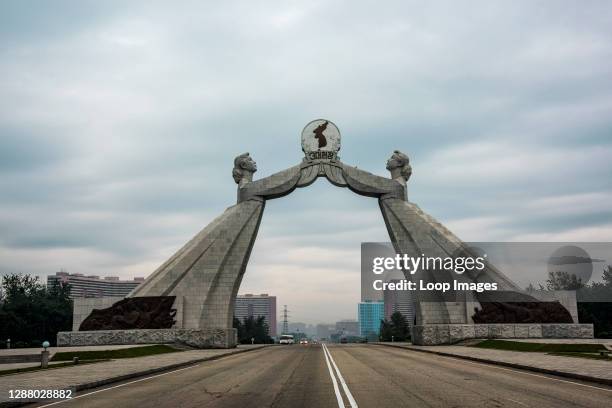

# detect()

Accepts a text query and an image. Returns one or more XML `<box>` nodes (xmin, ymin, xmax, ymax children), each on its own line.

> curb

<box><xmin>372</xmin><ymin>342</ymin><xmax>612</xmax><ymax>387</ymax></box>
<box><xmin>0</xmin><ymin>345</ymin><xmax>272</xmax><ymax>408</ymax></box>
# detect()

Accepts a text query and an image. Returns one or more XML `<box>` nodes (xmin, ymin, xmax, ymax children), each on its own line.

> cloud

<box><xmin>1</xmin><ymin>0</ymin><xmax>612</xmax><ymax>324</ymax></box>
<box><xmin>445</xmin><ymin>216</ymin><xmax>513</xmax><ymax>242</ymax></box>
<box><xmin>512</xmin><ymin>224</ymin><xmax>612</xmax><ymax>242</ymax></box>
<box><xmin>419</xmin><ymin>142</ymin><xmax>612</xmax><ymax>187</ymax></box>
<box><xmin>525</xmin><ymin>192</ymin><xmax>612</xmax><ymax>217</ymax></box>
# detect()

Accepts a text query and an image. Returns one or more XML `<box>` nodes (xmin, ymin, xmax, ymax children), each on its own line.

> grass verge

<box><xmin>471</xmin><ymin>340</ymin><xmax>606</xmax><ymax>353</ymax></box>
<box><xmin>51</xmin><ymin>345</ymin><xmax>182</xmax><ymax>362</ymax></box>
<box><xmin>548</xmin><ymin>352</ymin><xmax>612</xmax><ymax>361</ymax></box>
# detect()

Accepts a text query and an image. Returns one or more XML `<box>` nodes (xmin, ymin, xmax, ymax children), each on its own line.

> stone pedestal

<box><xmin>57</xmin><ymin>328</ymin><xmax>237</xmax><ymax>349</ymax></box>
<box><xmin>411</xmin><ymin>323</ymin><xmax>594</xmax><ymax>345</ymax></box>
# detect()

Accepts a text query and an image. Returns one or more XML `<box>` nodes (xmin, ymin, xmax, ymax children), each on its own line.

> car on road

<box><xmin>279</xmin><ymin>334</ymin><xmax>294</xmax><ymax>345</ymax></box>
<box><xmin>299</xmin><ymin>339</ymin><xmax>308</xmax><ymax>345</ymax></box>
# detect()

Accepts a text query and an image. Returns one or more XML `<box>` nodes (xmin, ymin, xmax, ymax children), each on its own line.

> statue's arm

<box><xmin>238</xmin><ymin>164</ymin><xmax>302</xmax><ymax>202</ymax></box>
<box><xmin>341</xmin><ymin>163</ymin><xmax>407</xmax><ymax>200</ymax></box>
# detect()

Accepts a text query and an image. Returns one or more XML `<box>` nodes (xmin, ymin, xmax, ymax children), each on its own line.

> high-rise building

<box><xmin>358</xmin><ymin>301</ymin><xmax>384</xmax><ymax>338</ymax></box>
<box><xmin>335</xmin><ymin>319</ymin><xmax>359</xmax><ymax>336</ymax></box>
<box><xmin>383</xmin><ymin>279</ymin><xmax>415</xmax><ymax>325</ymax></box>
<box><xmin>47</xmin><ymin>272</ymin><xmax>144</xmax><ymax>299</ymax></box>
<box><xmin>234</xmin><ymin>293</ymin><xmax>277</xmax><ymax>337</ymax></box>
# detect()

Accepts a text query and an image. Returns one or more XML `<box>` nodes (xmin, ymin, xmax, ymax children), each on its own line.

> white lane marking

<box><xmin>36</xmin><ymin>363</ymin><xmax>200</xmax><ymax>407</ymax></box>
<box><xmin>322</xmin><ymin>343</ymin><xmax>346</xmax><ymax>408</ymax></box>
<box><xmin>506</xmin><ymin>398</ymin><xmax>528</xmax><ymax>406</ymax></box>
<box><xmin>323</xmin><ymin>344</ymin><xmax>358</xmax><ymax>408</ymax></box>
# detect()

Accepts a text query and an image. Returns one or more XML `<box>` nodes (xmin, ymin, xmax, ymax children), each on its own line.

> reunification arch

<box><xmin>128</xmin><ymin>119</ymin><xmax>528</xmax><ymax>346</ymax></box>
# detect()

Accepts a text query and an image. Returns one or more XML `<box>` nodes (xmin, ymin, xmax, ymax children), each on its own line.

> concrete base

<box><xmin>57</xmin><ymin>328</ymin><xmax>237</xmax><ymax>349</ymax></box>
<box><xmin>411</xmin><ymin>323</ymin><xmax>594</xmax><ymax>345</ymax></box>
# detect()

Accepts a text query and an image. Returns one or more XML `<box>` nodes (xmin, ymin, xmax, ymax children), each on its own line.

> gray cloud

<box><xmin>1</xmin><ymin>0</ymin><xmax>612</xmax><ymax>323</ymax></box>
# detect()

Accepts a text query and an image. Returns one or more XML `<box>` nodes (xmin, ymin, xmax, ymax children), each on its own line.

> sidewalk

<box><xmin>0</xmin><ymin>344</ymin><xmax>271</xmax><ymax>406</ymax></box>
<box><xmin>0</xmin><ymin>344</ymin><xmax>149</xmax><ymax>357</ymax></box>
<box><xmin>375</xmin><ymin>342</ymin><xmax>612</xmax><ymax>386</ymax></box>
<box><xmin>0</xmin><ymin>345</ymin><xmax>159</xmax><ymax>371</ymax></box>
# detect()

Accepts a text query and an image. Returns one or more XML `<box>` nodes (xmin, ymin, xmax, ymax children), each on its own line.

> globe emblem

<box><xmin>301</xmin><ymin>119</ymin><xmax>341</xmax><ymax>161</ymax></box>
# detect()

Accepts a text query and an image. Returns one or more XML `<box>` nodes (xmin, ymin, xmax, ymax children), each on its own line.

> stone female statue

<box><xmin>232</xmin><ymin>152</ymin><xmax>257</xmax><ymax>186</ymax></box>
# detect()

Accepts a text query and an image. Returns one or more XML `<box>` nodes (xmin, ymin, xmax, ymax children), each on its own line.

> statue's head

<box><xmin>386</xmin><ymin>150</ymin><xmax>412</xmax><ymax>184</ymax></box>
<box><xmin>233</xmin><ymin>152</ymin><xmax>257</xmax><ymax>185</ymax></box>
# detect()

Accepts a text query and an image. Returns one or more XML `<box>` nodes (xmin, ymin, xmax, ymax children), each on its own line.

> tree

<box><xmin>379</xmin><ymin>319</ymin><xmax>393</xmax><ymax>341</ymax></box>
<box><xmin>389</xmin><ymin>311</ymin><xmax>410</xmax><ymax>341</ymax></box>
<box><xmin>576</xmin><ymin>264</ymin><xmax>612</xmax><ymax>338</ymax></box>
<box><xmin>602</xmin><ymin>265</ymin><xmax>612</xmax><ymax>288</ymax></box>
<box><xmin>233</xmin><ymin>315</ymin><xmax>273</xmax><ymax>344</ymax></box>
<box><xmin>546</xmin><ymin>271</ymin><xmax>584</xmax><ymax>291</ymax></box>
<box><xmin>379</xmin><ymin>311</ymin><xmax>410</xmax><ymax>342</ymax></box>
<box><xmin>0</xmin><ymin>273</ymin><xmax>73</xmax><ymax>348</ymax></box>
<box><xmin>233</xmin><ymin>317</ymin><xmax>244</xmax><ymax>341</ymax></box>
<box><xmin>578</xmin><ymin>302</ymin><xmax>612</xmax><ymax>339</ymax></box>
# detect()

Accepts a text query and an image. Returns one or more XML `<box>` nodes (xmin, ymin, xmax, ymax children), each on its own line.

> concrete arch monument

<box><xmin>61</xmin><ymin>119</ymin><xmax>593</xmax><ymax>348</ymax></box>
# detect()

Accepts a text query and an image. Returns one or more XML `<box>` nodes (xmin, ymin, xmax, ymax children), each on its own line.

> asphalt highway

<box><xmin>35</xmin><ymin>344</ymin><xmax>611</xmax><ymax>408</ymax></box>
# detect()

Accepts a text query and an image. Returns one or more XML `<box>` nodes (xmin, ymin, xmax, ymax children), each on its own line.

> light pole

<box><xmin>6</xmin><ymin>338</ymin><xmax>10</xmax><ymax>349</ymax></box>
<box><xmin>391</xmin><ymin>335</ymin><xmax>394</xmax><ymax>343</ymax></box>
<box><xmin>41</xmin><ymin>341</ymin><xmax>50</xmax><ymax>368</ymax></box>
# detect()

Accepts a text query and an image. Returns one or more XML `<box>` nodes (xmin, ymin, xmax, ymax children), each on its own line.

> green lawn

<box><xmin>51</xmin><ymin>345</ymin><xmax>182</xmax><ymax>362</ymax></box>
<box><xmin>470</xmin><ymin>340</ymin><xmax>612</xmax><ymax>361</ymax></box>
<box><xmin>471</xmin><ymin>340</ymin><xmax>606</xmax><ymax>353</ymax></box>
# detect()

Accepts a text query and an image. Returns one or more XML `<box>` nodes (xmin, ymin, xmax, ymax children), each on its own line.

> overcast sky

<box><xmin>1</xmin><ymin>1</ymin><xmax>611</xmax><ymax>324</ymax></box>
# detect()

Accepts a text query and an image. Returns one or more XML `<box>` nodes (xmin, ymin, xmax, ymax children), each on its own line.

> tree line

<box><xmin>527</xmin><ymin>266</ymin><xmax>612</xmax><ymax>338</ymax></box>
<box><xmin>0</xmin><ymin>273</ymin><xmax>73</xmax><ymax>348</ymax></box>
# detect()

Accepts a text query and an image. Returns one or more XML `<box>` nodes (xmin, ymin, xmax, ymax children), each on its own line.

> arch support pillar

<box><xmin>379</xmin><ymin>198</ymin><xmax>475</xmax><ymax>344</ymax></box>
<box><xmin>128</xmin><ymin>200</ymin><xmax>265</xmax><ymax>346</ymax></box>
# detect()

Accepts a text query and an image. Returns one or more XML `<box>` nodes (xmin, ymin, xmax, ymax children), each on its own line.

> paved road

<box><xmin>35</xmin><ymin>344</ymin><xmax>611</xmax><ymax>408</ymax></box>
